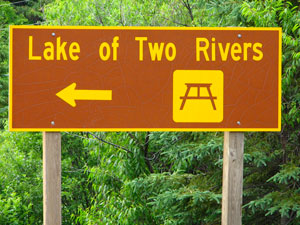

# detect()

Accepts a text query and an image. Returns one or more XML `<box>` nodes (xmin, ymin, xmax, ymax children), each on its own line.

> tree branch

<box><xmin>65</xmin><ymin>132</ymin><xmax>132</xmax><ymax>154</ymax></box>
<box><xmin>143</xmin><ymin>132</ymin><xmax>154</xmax><ymax>173</ymax></box>
<box><xmin>161</xmin><ymin>15</ymin><xmax>188</xmax><ymax>26</ymax></box>
<box><xmin>88</xmin><ymin>132</ymin><xmax>133</xmax><ymax>154</ymax></box>
<box><xmin>127</xmin><ymin>132</ymin><xmax>143</xmax><ymax>146</ymax></box>
<box><xmin>182</xmin><ymin>0</ymin><xmax>194</xmax><ymax>21</ymax></box>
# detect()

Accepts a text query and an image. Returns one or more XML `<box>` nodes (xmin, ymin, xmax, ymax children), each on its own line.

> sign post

<box><xmin>222</xmin><ymin>132</ymin><xmax>244</xmax><ymax>225</ymax></box>
<box><xmin>43</xmin><ymin>132</ymin><xmax>61</xmax><ymax>225</ymax></box>
<box><xmin>9</xmin><ymin>26</ymin><xmax>281</xmax><ymax>225</ymax></box>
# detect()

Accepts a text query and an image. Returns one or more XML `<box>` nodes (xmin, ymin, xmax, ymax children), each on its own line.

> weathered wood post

<box><xmin>43</xmin><ymin>132</ymin><xmax>61</xmax><ymax>225</ymax></box>
<box><xmin>222</xmin><ymin>132</ymin><xmax>244</xmax><ymax>225</ymax></box>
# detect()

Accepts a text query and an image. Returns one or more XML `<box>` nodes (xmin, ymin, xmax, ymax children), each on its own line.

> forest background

<box><xmin>0</xmin><ymin>0</ymin><xmax>299</xmax><ymax>224</ymax></box>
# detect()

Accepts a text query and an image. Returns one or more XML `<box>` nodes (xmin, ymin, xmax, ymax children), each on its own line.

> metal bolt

<box><xmin>51</xmin><ymin>121</ymin><xmax>55</xmax><ymax>125</ymax></box>
<box><xmin>237</xmin><ymin>34</ymin><xmax>242</xmax><ymax>38</ymax></box>
<box><xmin>52</xmin><ymin>32</ymin><xmax>55</xmax><ymax>36</ymax></box>
<box><xmin>237</xmin><ymin>121</ymin><xmax>241</xmax><ymax>125</ymax></box>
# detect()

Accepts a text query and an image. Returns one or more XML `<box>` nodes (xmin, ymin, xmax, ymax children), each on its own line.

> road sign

<box><xmin>9</xmin><ymin>26</ymin><xmax>281</xmax><ymax>131</ymax></box>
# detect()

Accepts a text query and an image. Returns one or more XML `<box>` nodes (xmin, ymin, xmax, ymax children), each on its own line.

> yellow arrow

<box><xmin>56</xmin><ymin>83</ymin><xmax>112</xmax><ymax>107</ymax></box>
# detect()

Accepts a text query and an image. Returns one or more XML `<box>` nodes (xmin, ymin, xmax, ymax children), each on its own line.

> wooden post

<box><xmin>222</xmin><ymin>132</ymin><xmax>244</xmax><ymax>225</ymax></box>
<box><xmin>43</xmin><ymin>132</ymin><xmax>61</xmax><ymax>225</ymax></box>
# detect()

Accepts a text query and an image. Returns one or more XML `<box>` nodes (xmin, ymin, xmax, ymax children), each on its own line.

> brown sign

<box><xmin>9</xmin><ymin>26</ymin><xmax>281</xmax><ymax>131</ymax></box>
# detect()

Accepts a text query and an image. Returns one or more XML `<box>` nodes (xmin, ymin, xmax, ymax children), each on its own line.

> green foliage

<box><xmin>67</xmin><ymin>132</ymin><xmax>223</xmax><ymax>225</ymax></box>
<box><xmin>0</xmin><ymin>127</ymin><xmax>43</xmax><ymax>224</ymax></box>
<box><xmin>268</xmin><ymin>163</ymin><xmax>300</xmax><ymax>184</ymax></box>
<box><xmin>0</xmin><ymin>1</ymin><xmax>28</xmax><ymax>126</ymax></box>
<box><xmin>44</xmin><ymin>0</ymin><xmax>245</xmax><ymax>27</ymax></box>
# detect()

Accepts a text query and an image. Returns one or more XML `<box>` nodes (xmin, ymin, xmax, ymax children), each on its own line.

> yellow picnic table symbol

<box><xmin>173</xmin><ymin>70</ymin><xmax>223</xmax><ymax>123</ymax></box>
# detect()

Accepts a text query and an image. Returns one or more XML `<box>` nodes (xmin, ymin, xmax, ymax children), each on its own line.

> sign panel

<box><xmin>9</xmin><ymin>26</ymin><xmax>281</xmax><ymax>131</ymax></box>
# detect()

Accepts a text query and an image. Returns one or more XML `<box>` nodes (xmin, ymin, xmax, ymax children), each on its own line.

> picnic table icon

<box><xmin>180</xmin><ymin>83</ymin><xmax>217</xmax><ymax>110</ymax></box>
<box><xmin>173</xmin><ymin>70</ymin><xmax>223</xmax><ymax>123</ymax></box>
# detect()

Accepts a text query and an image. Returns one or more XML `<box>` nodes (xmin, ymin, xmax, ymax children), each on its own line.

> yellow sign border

<box><xmin>9</xmin><ymin>25</ymin><xmax>282</xmax><ymax>132</ymax></box>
